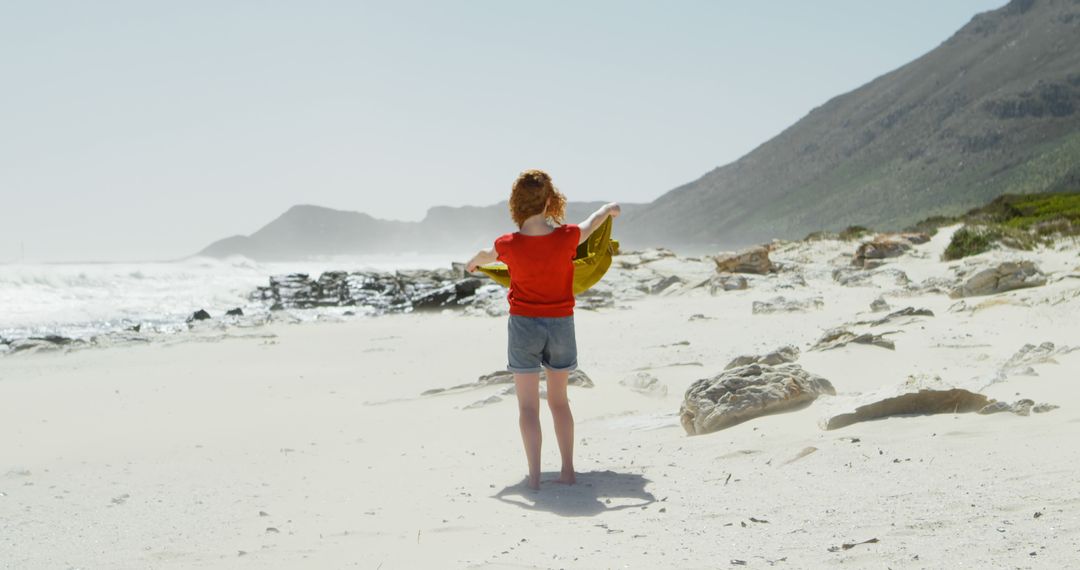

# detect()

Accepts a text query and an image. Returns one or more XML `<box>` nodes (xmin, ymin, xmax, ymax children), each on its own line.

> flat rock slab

<box><xmin>823</xmin><ymin>388</ymin><xmax>990</xmax><ymax>430</ymax></box>
<box><xmin>811</xmin><ymin>328</ymin><xmax>896</xmax><ymax>351</ymax></box>
<box><xmin>680</xmin><ymin>363</ymin><xmax>835</xmax><ymax>435</ymax></box>
<box><xmin>950</xmin><ymin>261</ymin><xmax>1047</xmax><ymax>298</ymax></box>
<box><xmin>725</xmin><ymin>345</ymin><xmax>800</xmax><ymax>369</ymax></box>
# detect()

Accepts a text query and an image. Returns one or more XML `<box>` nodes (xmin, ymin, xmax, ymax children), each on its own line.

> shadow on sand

<box><xmin>493</xmin><ymin>470</ymin><xmax>655</xmax><ymax>517</ymax></box>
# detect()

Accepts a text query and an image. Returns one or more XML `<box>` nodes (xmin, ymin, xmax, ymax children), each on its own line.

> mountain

<box><xmin>622</xmin><ymin>0</ymin><xmax>1080</xmax><ymax>250</ymax></box>
<box><xmin>198</xmin><ymin>201</ymin><xmax>639</xmax><ymax>260</ymax></box>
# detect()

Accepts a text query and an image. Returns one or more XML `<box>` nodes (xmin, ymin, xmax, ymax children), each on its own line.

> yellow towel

<box><xmin>475</xmin><ymin>217</ymin><xmax>619</xmax><ymax>295</ymax></box>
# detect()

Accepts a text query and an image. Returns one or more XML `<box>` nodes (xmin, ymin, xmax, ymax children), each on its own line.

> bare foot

<box><xmin>554</xmin><ymin>470</ymin><xmax>576</xmax><ymax>485</ymax></box>
<box><xmin>527</xmin><ymin>474</ymin><xmax>540</xmax><ymax>490</ymax></box>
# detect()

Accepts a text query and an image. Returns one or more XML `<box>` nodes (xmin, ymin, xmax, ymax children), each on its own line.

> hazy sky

<box><xmin>1</xmin><ymin>0</ymin><xmax>1006</xmax><ymax>263</ymax></box>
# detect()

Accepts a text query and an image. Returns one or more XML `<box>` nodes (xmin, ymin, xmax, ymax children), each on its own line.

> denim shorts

<box><xmin>507</xmin><ymin>315</ymin><xmax>578</xmax><ymax>374</ymax></box>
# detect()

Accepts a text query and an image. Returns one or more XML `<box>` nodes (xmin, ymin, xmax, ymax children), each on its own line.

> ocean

<box><xmin>0</xmin><ymin>254</ymin><xmax>456</xmax><ymax>343</ymax></box>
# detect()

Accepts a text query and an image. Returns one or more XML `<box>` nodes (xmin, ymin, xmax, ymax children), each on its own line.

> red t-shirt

<box><xmin>494</xmin><ymin>224</ymin><xmax>581</xmax><ymax>317</ymax></box>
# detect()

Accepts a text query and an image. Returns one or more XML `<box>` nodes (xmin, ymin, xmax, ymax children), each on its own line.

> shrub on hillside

<box><xmin>943</xmin><ymin>226</ymin><xmax>998</xmax><ymax>260</ymax></box>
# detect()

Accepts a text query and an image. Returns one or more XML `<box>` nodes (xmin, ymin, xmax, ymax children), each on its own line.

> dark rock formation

<box><xmin>186</xmin><ymin>309</ymin><xmax>212</xmax><ymax>322</ymax></box>
<box><xmin>250</xmin><ymin>269</ymin><xmax>484</xmax><ymax>314</ymax></box>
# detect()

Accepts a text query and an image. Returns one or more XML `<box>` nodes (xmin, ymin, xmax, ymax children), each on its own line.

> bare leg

<box><xmin>545</xmin><ymin>369</ymin><xmax>576</xmax><ymax>484</ymax></box>
<box><xmin>514</xmin><ymin>373</ymin><xmax>542</xmax><ymax>490</ymax></box>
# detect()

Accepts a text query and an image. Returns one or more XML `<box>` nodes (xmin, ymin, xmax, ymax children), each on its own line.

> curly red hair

<box><xmin>509</xmin><ymin>169</ymin><xmax>566</xmax><ymax>228</ymax></box>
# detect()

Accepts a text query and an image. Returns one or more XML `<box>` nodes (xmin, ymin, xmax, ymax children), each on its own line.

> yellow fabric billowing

<box><xmin>476</xmin><ymin>216</ymin><xmax>619</xmax><ymax>295</ymax></box>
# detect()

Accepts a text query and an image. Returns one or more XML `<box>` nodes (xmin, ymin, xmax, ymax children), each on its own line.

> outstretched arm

<box><xmin>577</xmin><ymin>202</ymin><xmax>621</xmax><ymax>245</ymax></box>
<box><xmin>466</xmin><ymin>247</ymin><xmax>498</xmax><ymax>273</ymax></box>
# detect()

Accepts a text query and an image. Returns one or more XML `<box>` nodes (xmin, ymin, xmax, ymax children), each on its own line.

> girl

<box><xmin>466</xmin><ymin>169</ymin><xmax>620</xmax><ymax>490</ymax></box>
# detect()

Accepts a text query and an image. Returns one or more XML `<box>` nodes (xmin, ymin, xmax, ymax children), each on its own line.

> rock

<box><xmin>7</xmin><ymin>336</ymin><xmax>83</xmax><ymax>354</ymax></box>
<box><xmin>225</xmin><ymin>308</ymin><xmax>244</xmax><ymax>317</ymax></box>
<box><xmin>619</xmin><ymin>372</ymin><xmax>668</xmax><ymax>398</ymax></box>
<box><xmin>810</xmin><ymin>328</ymin><xmax>895</xmax><ymax>351</ymax></box>
<box><xmin>187</xmin><ymin>309</ymin><xmax>212</xmax><ymax>322</ymax></box>
<box><xmin>852</xmin><ymin>239</ymin><xmax>913</xmax><ymax>269</ymax></box>
<box><xmin>950</xmin><ymin>261</ymin><xmax>1047</xmax><ymax>298</ymax></box>
<box><xmin>870</xmin><ymin>297</ymin><xmax>890</xmax><ymax>312</ymax></box>
<box><xmin>430</xmin><ymin>369</ymin><xmax>595</xmax><ymax>397</ymax></box>
<box><xmin>576</xmin><ymin>289</ymin><xmax>615</xmax><ymax>310</ymax></box>
<box><xmin>725</xmin><ymin>345</ymin><xmax>800</xmax><ymax>369</ymax></box>
<box><xmin>709</xmin><ymin>273</ymin><xmax>748</xmax><ymax>294</ymax></box>
<box><xmin>251</xmin><ymin>269</ymin><xmax>485</xmax><ymax>314</ymax></box>
<box><xmin>833</xmin><ymin>267</ymin><xmax>911</xmax><ymax>287</ymax></box>
<box><xmin>714</xmin><ymin>246</ymin><xmax>774</xmax><ymax>275</ymax></box>
<box><xmin>862</xmin><ymin>307</ymin><xmax>934</xmax><ymax>327</ymax></box>
<box><xmin>649</xmin><ymin>275</ymin><xmax>683</xmax><ymax>295</ymax></box>
<box><xmin>688</xmin><ymin>313</ymin><xmax>711</xmax><ymax>321</ymax></box>
<box><xmin>1003</xmin><ymin>342</ymin><xmax>1076</xmax><ymax>369</ymax></box>
<box><xmin>752</xmin><ymin>296</ymin><xmax>824</xmax><ymax>314</ymax></box>
<box><xmin>821</xmin><ymin>377</ymin><xmax>990</xmax><ymax>430</ymax></box>
<box><xmin>680</xmin><ymin>363</ymin><xmax>836</xmax><ymax>435</ymax></box>
<box><xmin>412</xmin><ymin>278</ymin><xmax>482</xmax><ymax>310</ymax></box>
<box><xmin>1033</xmin><ymin>403</ymin><xmax>1060</xmax><ymax>414</ymax></box>
<box><xmin>978</xmin><ymin>399</ymin><xmax>1036</xmax><ymax>416</ymax></box>
<box><xmin>463</xmin><ymin>395</ymin><xmax>503</xmax><ymax>409</ymax></box>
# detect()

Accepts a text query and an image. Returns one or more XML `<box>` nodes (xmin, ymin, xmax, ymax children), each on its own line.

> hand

<box><xmin>606</xmin><ymin>202</ymin><xmax>621</xmax><ymax>218</ymax></box>
<box><xmin>466</xmin><ymin>260</ymin><xmax>479</xmax><ymax>273</ymax></box>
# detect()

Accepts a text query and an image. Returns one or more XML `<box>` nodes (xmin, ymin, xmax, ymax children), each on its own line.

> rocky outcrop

<box><xmin>251</xmin><ymin>270</ymin><xmax>484</xmax><ymax>314</ymax></box>
<box><xmin>680</xmin><ymin>363</ymin><xmax>835</xmax><ymax>435</ymax></box>
<box><xmin>950</xmin><ymin>261</ymin><xmax>1047</xmax><ymax>298</ymax></box>
<box><xmin>811</xmin><ymin>328</ymin><xmax>896</xmax><ymax>351</ymax></box>
<box><xmin>714</xmin><ymin>246</ymin><xmax>774</xmax><ymax>274</ymax></box>
<box><xmin>752</xmin><ymin>296</ymin><xmax>824</xmax><ymax>314</ymax></box>
<box><xmin>725</xmin><ymin>346</ymin><xmax>800</xmax><ymax>369</ymax></box>
<box><xmin>619</xmin><ymin>372</ymin><xmax>668</xmax><ymax>398</ymax></box>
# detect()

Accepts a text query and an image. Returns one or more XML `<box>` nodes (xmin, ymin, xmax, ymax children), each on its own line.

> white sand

<box><xmin>2</xmin><ymin>232</ymin><xmax>1080</xmax><ymax>569</ymax></box>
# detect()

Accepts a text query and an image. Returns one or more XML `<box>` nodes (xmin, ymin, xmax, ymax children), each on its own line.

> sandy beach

<box><xmin>3</xmin><ymin>229</ymin><xmax>1080</xmax><ymax>569</ymax></box>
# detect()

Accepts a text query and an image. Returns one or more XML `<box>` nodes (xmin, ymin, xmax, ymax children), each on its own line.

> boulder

<box><xmin>225</xmin><ymin>308</ymin><xmax>244</xmax><ymax>317</ymax></box>
<box><xmin>725</xmin><ymin>345</ymin><xmax>800</xmax><ymax>369</ymax></box>
<box><xmin>187</xmin><ymin>309</ymin><xmax>212</xmax><ymax>322</ymax></box>
<box><xmin>752</xmin><ymin>296</ymin><xmax>824</xmax><ymax>314</ymax></box>
<box><xmin>852</xmin><ymin>239</ymin><xmax>912</xmax><ymax>269</ymax></box>
<box><xmin>619</xmin><ymin>372</ymin><xmax>668</xmax><ymax>398</ymax></box>
<box><xmin>714</xmin><ymin>246</ymin><xmax>774</xmax><ymax>275</ymax></box>
<box><xmin>680</xmin><ymin>363</ymin><xmax>835</xmax><ymax>435</ymax></box>
<box><xmin>709</xmin><ymin>273</ymin><xmax>748</xmax><ymax>294</ymax></box>
<box><xmin>949</xmin><ymin>261</ymin><xmax>1047</xmax><ymax>298</ymax></box>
